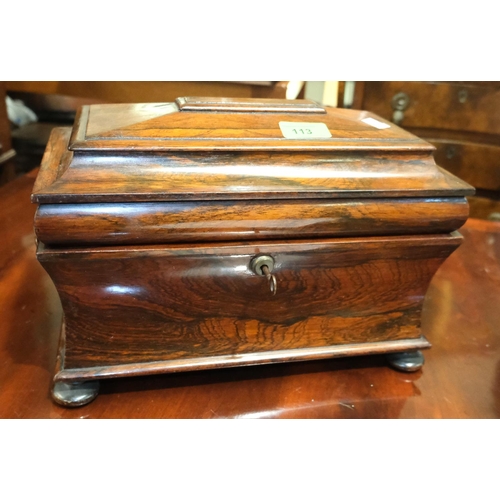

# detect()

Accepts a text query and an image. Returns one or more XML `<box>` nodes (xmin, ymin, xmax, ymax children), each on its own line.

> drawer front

<box><xmin>362</xmin><ymin>82</ymin><xmax>500</xmax><ymax>135</ymax></box>
<box><xmin>431</xmin><ymin>140</ymin><xmax>500</xmax><ymax>191</ymax></box>
<box><xmin>39</xmin><ymin>235</ymin><xmax>461</xmax><ymax>369</ymax></box>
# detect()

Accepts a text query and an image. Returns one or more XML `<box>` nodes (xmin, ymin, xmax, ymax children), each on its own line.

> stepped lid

<box><xmin>32</xmin><ymin>97</ymin><xmax>474</xmax><ymax>204</ymax></box>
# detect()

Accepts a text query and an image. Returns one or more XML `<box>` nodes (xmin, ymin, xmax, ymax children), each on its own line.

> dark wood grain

<box><xmin>55</xmin><ymin>336</ymin><xmax>431</xmax><ymax>382</ymax></box>
<box><xmin>27</xmin><ymin>97</ymin><xmax>474</xmax><ymax>409</ymax></box>
<box><xmin>0</xmin><ymin>172</ymin><xmax>498</xmax><ymax>417</ymax></box>
<box><xmin>38</xmin><ymin>233</ymin><xmax>461</xmax><ymax>371</ymax></box>
<box><xmin>68</xmin><ymin>103</ymin><xmax>431</xmax><ymax>151</ymax></box>
<box><xmin>32</xmin><ymin>149</ymin><xmax>473</xmax><ymax>204</ymax></box>
<box><xmin>31</xmin><ymin>127</ymin><xmax>72</xmax><ymax>196</ymax></box>
<box><xmin>34</xmin><ymin>197</ymin><xmax>469</xmax><ymax>246</ymax></box>
<box><xmin>32</xmin><ymin>124</ymin><xmax>472</xmax><ymax>204</ymax></box>
<box><xmin>29</xmin><ymin>99</ymin><xmax>473</xmax><ymax>206</ymax></box>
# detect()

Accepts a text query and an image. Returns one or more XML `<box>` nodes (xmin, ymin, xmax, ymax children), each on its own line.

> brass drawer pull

<box><xmin>251</xmin><ymin>255</ymin><xmax>277</xmax><ymax>296</ymax></box>
<box><xmin>391</xmin><ymin>92</ymin><xmax>410</xmax><ymax>125</ymax></box>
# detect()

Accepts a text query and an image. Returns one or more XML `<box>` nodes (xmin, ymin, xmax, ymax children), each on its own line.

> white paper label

<box><xmin>279</xmin><ymin>121</ymin><xmax>332</xmax><ymax>139</ymax></box>
<box><xmin>361</xmin><ymin>117</ymin><xmax>391</xmax><ymax>129</ymax></box>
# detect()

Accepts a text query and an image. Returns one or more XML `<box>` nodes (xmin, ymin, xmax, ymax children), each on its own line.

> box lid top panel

<box><xmin>32</xmin><ymin>97</ymin><xmax>474</xmax><ymax>204</ymax></box>
<box><xmin>68</xmin><ymin>97</ymin><xmax>433</xmax><ymax>152</ymax></box>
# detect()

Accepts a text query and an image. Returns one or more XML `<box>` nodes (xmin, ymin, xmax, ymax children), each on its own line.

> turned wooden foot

<box><xmin>52</xmin><ymin>380</ymin><xmax>100</xmax><ymax>407</ymax></box>
<box><xmin>386</xmin><ymin>350</ymin><xmax>424</xmax><ymax>372</ymax></box>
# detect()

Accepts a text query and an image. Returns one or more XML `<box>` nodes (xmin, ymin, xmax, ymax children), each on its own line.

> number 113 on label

<box><xmin>279</xmin><ymin>121</ymin><xmax>332</xmax><ymax>139</ymax></box>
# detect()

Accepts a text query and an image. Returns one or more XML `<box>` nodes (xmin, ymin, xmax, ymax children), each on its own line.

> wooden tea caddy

<box><xmin>32</xmin><ymin>97</ymin><xmax>473</xmax><ymax>407</ymax></box>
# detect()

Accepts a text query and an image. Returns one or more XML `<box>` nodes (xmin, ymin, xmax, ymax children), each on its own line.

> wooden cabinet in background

<box><xmin>4</xmin><ymin>81</ymin><xmax>298</xmax><ymax>103</ymax></box>
<box><xmin>341</xmin><ymin>82</ymin><xmax>500</xmax><ymax>218</ymax></box>
<box><xmin>0</xmin><ymin>83</ymin><xmax>16</xmax><ymax>185</ymax></box>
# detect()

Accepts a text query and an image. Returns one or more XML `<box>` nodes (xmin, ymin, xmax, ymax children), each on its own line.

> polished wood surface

<box><xmin>35</xmin><ymin>197</ymin><xmax>469</xmax><ymax>246</ymax></box>
<box><xmin>55</xmin><ymin>337</ymin><xmax>431</xmax><ymax>383</ymax></box>
<box><xmin>68</xmin><ymin>101</ymin><xmax>430</xmax><ymax>151</ymax></box>
<box><xmin>32</xmin><ymin>120</ymin><xmax>472</xmax><ymax>205</ymax></box>
<box><xmin>30</xmin><ymin>98</ymin><xmax>474</xmax><ymax>405</ymax></box>
<box><xmin>0</xmin><ymin>171</ymin><xmax>499</xmax><ymax>417</ymax></box>
<box><xmin>39</xmin><ymin>234</ymin><xmax>459</xmax><ymax>371</ymax></box>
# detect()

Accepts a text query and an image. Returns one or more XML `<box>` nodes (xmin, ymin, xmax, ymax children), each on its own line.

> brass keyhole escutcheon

<box><xmin>250</xmin><ymin>255</ymin><xmax>277</xmax><ymax>296</ymax></box>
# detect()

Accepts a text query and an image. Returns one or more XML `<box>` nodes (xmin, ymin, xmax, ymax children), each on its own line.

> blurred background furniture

<box><xmin>339</xmin><ymin>82</ymin><xmax>500</xmax><ymax>219</ymax></box>
<box><xmin>0</xmin><ymin>83</ymin><xmax>16</xmax><ymax>186</ymax></box>
<box><xmin>4</xmin><ymin>81</ymin><xmax>301</xmax><ymax>102</ymax></box>
<box><xmin>7</xmin><ymin>92</ymin><xmax>106</xmax><ymax>176</ymax></box>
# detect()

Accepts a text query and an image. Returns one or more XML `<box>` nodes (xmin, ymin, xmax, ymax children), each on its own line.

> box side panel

<box><xmin>38</xmin><ymin>235</ymin><xmax>461</xmax><ymax>370</ymax></box>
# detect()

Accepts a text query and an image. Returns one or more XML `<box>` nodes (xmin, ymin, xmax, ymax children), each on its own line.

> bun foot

<box><xmin>386</xmin><ymin>350</ymin><xmax>424</xmax><ymax>372</ymax></box>
<box><xmin>52</xmin><ymin>380</ymin><xmax>100</xmax><ymax>407</ymax></box>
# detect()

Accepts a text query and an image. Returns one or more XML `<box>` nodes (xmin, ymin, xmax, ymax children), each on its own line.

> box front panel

<box><xmin>39</xmin><ymin>235</ymin><xmax>461</xmax><ymax>369</ymax></box>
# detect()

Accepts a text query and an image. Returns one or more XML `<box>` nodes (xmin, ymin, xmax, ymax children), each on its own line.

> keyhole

<box><xmin>250</xmin><ymin>256</ymin><xmax>277</xmax><ymax>296</ymax></box>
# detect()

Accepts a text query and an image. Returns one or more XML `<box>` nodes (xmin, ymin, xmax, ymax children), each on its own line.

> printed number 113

<box><xmin>292</xmin><ymin>128</ymin><xmax>312</xmax><ymax>135</ymax></box>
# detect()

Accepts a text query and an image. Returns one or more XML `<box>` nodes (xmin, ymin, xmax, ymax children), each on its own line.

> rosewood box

<box><xmin>32</xmin><ymin>97</ymin><xmax>474</xmax><ymax>406</ymax></box>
